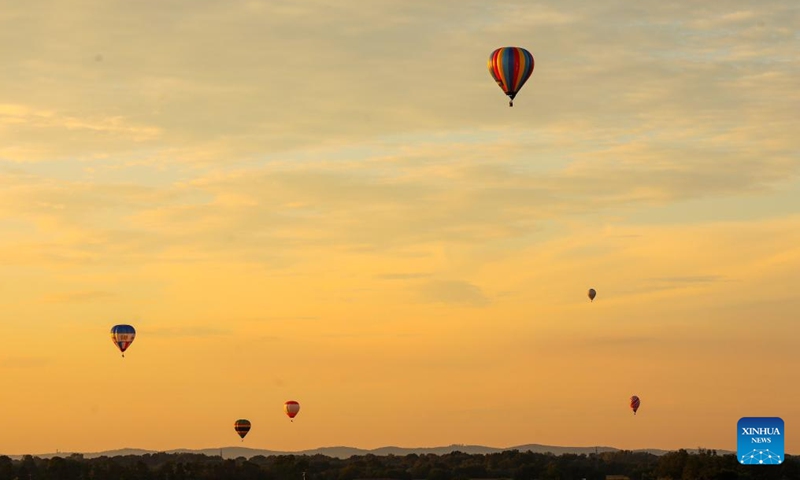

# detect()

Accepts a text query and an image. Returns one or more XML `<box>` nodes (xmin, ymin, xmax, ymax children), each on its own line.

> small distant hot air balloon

<box><xmin>588</xmin><ymin>288</ymin><xmax>597</xmax><ymax>302</ymax></box>
<box><xmin>284</xmin><ymin>401</ymin><xmax>300</xmax><ymax>422</ymax></box>
<box><xmin>234</xmin><ymin>419</ymin><xmax>251</xmax><ymax>441</ymax></box>
<box><xmin>110</xmin><ymin>324</ymin><xmax>136</xmax><ymax>358</ymax></box>
<box><xmin>488</xmin><ymin>46</ymin><xmax>535</xmax><ymax>107</ymax></box>
<box><xmin>630</xmin><ymin>395</ymin><xmax>640</xmax><ymax>415</ymax></box>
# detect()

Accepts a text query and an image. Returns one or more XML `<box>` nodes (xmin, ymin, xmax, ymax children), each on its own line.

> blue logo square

<box><xmin>737</xmin><ymin>417</ymin><xmax>784</xmax><ymax>465</ymax></box>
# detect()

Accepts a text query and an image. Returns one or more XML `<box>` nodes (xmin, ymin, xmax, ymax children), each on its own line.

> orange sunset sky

<box><xmin>0</xmin><ymin>0</ymin><xmax>798</xmax><ymax>456</ymax></box>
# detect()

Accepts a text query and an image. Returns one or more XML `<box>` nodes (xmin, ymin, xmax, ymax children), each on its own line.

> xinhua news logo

<box><xmin>738</xmin><ymin>417</ymin><xmax>784</xmax><ymax>465</ymax></box>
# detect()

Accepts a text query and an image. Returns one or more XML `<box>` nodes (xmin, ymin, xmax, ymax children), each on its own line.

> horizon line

<box><xmin>3</xmin><ymin>442</ymin><xmax>754</xmax><ymax>459</ymax></box>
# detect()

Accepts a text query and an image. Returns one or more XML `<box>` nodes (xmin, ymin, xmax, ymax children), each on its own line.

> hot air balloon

<box><xmin>284</xmin><ymin>401</ymin><xmax>300</xmax><ymax>422</ymax></box>
<box><xmin>488</xmin><ymin>47</ymin><xmax>535</xmax><ymax>107</ymax></box>
<box><xmin>110</xmin><ymin>324</ymin><xmax>136</xmax><ymax>357</ymax></box>
<box><xmin>630</xmin><ymin>395</ymin><xmax>640</xmax><ymax>415</ymax></box>
<box><xmin>234</xmin><ymin>419</ymin><xmax>251</xmax><ymax>441</ymax></box>
<box><xmin>588</xmin><ymin>288</ymin><xmax>597</xmax><ymax>302</ymax></box>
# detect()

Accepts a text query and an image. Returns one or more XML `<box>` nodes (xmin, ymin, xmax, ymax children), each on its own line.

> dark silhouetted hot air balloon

<box><xmin>630</xmin><ymin>395</ymin><xmax>640</xmax><ymax>415</ymax></box>
<box><xmin>488</xmin><ymin>47</ymin><xmax>535</xmax><ymax>107</ymax></box>
<box><xmin>588</xmin><ymin>288</ymin><xmax>597</xmax><ymax>302</ymax></box>
<box><xmin>234</xmin><ymin>419</ymin><xmax>251</xmax><ymax>441</ymax></box>
<box><xmin>285</xmin><ymin>401</ymin><xmax>300</xmax><ymax>422</ymax></box>
<box><xmin>110</xmin><ymin>324</ymin><xmax>136</xmax><ymax>358</ymax></box>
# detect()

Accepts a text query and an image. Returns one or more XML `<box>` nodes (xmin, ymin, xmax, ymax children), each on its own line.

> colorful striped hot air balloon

<box><xmin>234</xmin><ymin>419</ymin><xmax>251</xmax><ymax>441</ymax></box>
<box><xmin>110</xmin><ymin>324</ymin><xmax>136</xmax><ymax>358</ymax></box>
<box><xmin>488</xmin><ymin>47</ymin><xmax>535</xmax><ymax>107</ymax></box>
<box><xmin>284</xmin><ymin>401</ymin><xmax>300</xmax><ymax>422</ymax></box>
<box><xmin>630</xmin><ymin>395</ymin><xmax>640</xmax><ymax>415</ymax></box>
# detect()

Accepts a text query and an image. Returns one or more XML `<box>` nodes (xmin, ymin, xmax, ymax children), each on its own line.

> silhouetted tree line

<box><xmin>0</xmin><ymin>449</ymin><xmax>796</xmax><ymax>480</ymax></box>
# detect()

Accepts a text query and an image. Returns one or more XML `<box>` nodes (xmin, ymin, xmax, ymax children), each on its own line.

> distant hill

<box><xmin>4</xmin><ymin>443</ymin><xmax>737</xmax><ymax>460</ymax></box>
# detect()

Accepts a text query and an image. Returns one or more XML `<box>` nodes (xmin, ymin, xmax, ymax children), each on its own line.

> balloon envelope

<box><xmin>588</xmin><ymin>288</ymin><xmax>597</xmax><ymax>301</ymax></box>
<box><xmin>110</xmin><ymin>324</ymin><xmax>136</xmax><ymax>354</ymax></box>
<box><xmin>234</xmin><ymin>419</ymin><xmax>251</xmax><ymax>439</ymax></box>
<box><xmin>630</xmin><ymin>395</ymin><xmax>640</xmax><ymax>414</ymax></box>
<box><xmin>488</xmin><ymin>47</ymin><xmax>535</xmax><ymax>105</ymax></box>
<box><xmin>284</xmin><ymin>400</ymin><xmax>300</xmax><ymax>419</ymax></box>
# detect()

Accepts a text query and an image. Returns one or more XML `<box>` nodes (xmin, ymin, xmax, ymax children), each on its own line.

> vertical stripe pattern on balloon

<box><xmin>487</xmin><ymin>47</ymin><xmax>534</xmax><ymax>100</ymax></box>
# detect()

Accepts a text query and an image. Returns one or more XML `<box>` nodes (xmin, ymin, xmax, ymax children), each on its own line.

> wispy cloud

<box><xmin>0</xmin><ymin>132</ymin><xmax>796</xmax><ymax>270</ymax></box>
<box><xmin>646</xmin><ymin>275</ymin><xmax>726</xmax><ymax>285</ymax></box>
<box><xmin>0</xmin><ymin>1</ymin><xmax>795</xmax><ymax>164</ymax></box>
<box><xmin>416</xmin><ymin>280</ymin><xmax>490</xmax><ymax>307</ymax></box>
<box><xmin>248</xmin><ymin>316</ymin><xmax>320</xmax><ymax>322</ymax></box>
<box><xmin>0</xmin><ymin>356</ymin><xmax>52</xmax><ymax>368</ymax></box>
<box><xmin>577</xmin><ymin>335</ymin><xmax>660</xmax><ymax>349</ymax></box>
<box><xmin>374</xmin><ymin>273</ymin><xmax>431</xmax><ymax>280</ymax></box>
<box><xmin>146</xmin><ymin>326</ymin><xmax>231</xmax><ymax>338</ymax></box>
<box><xmin>41</xmin><ymin>290</ymin><xmax>114</xmax><ymax>303</ymax></box>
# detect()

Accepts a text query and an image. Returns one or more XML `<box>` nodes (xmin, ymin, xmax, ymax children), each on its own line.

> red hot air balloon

<box><xmin>284</xmin><ymin>400</ymin><xmax>300</xmax><ymax>422</ymax></box>
<box><xmin>488</xmin><ymin>47</ymin><xmax>535</xmax><ymax>107</ymax></box>
<box><xmin>630</xmin><ymin>395</ymin><xmax>640</xmax><ymax>415</ymax></box>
